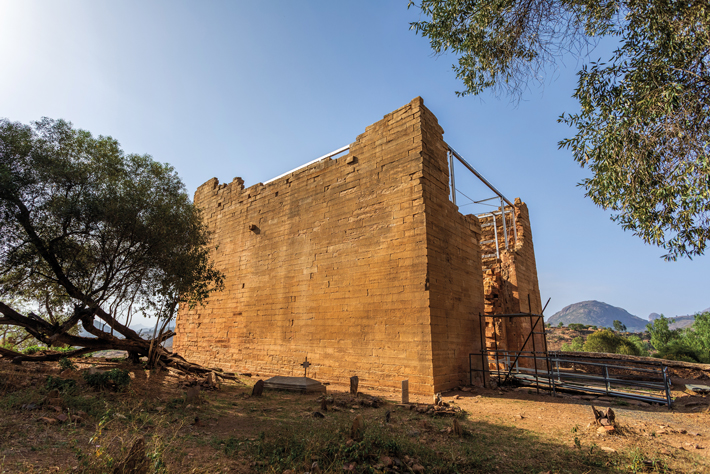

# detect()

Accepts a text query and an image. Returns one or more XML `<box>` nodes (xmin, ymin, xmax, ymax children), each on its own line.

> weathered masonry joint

<box><xmin>174</xmin><ymin>97</ymin><xmax>542</xmax><ymax>395</ymax></box>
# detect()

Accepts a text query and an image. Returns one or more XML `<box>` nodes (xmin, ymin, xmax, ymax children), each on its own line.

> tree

<box><xmin>612</xmin><ymin>320</ymin><xmax>626</xmax><ymax>332</ymax></box>
<box><xmin>409</xmin><ymin>1</ymin><xmax>710</xmax><ymax>260</ymax></box>
<box><xmin>683</xmin><ymin>312</ymin><xmax>710</xmax><ymax>363</ymax></box>
<box><xmin>650</xmin><ymin>312</ymin><xmax>710</xmax><ymax>363</ymax></box>
<box><xmin>0</xmin><ymin>118</ymin><xmax>224</xmax><ymax>371</ymax></box>
<box><xmin>646</xmin><ymin>314</ymin><xmax>679</xmax><ymax>353</ymax></box>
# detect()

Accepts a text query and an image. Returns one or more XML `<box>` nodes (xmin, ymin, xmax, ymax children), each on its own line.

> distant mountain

<box><xmin>547</xmin><ymin>300</ymin><xmax>649</xmax><ymax>332</ymax></box>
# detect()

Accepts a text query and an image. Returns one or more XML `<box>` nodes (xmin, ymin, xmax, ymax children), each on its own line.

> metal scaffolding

<box><xmin>470</xmin><ymin>312</ymin><xmax>674</xmax><ymax>406</ymax></box>
<box><xmin>446</xmin><ymin>145</ymin><xmax>517</xmax><ymax>258</ymax></box>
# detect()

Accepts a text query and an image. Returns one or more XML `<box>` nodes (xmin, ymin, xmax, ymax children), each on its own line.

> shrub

<box><xmin>561</xmin><ymin>336</ymin><xmax>585</xmax><ymax>352</ymax></box>
<box><xmin>45</xmin><ymin>376</ymin><xmax>77</xmax><ymax>393</ymax></box>
<box><xmin>22</xmin><ymin>345</ymin><xmax>46</xmax><ymax>355</ymax></box>
<box><xmin>54</xmin><ymin>346</ymin><xmax>76</xmax><ymax>353</ymax></box>
<box><xmin>83</xmin><ymin>368</ymin><xmax>131</xmax><ymax>391</ymax></box>
<box><xmin>583</xmin><ymin>329</ymin><xmax>640</xmax><ymax>356</ymax></box>
<box><xmin>647</xmin><ymin>312</ymin><xmax>710</xmax><ymax>363</ymax></box>
<box><xmin>59</xmin><ymin>357</ymin><xmax>77</xmax><ymax>371</ymax></box>
<box><xmin>626</xmin><ymin>335</ymin><xmax>651</xmax><ymax>357</ymax></box>
<box><xmin>568</xmin><ymin>323</ymin><xmax>587</xmax><ymax>332</ymax></box>
<box><xmin>654</xmin><ymin>340</ymin><xmax>703</xmax><ymax>363</ymax></box>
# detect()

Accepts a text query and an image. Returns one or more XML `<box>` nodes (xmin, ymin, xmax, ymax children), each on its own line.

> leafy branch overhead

<box><xmin>410</xmin><ymin>0</ymin><xmax>710</xmax><ymax>259</ymax></box>
<box><xmin>0</xmin><ymin>117</ymin><xmax>224</xmax><ymax>371</ymax></box>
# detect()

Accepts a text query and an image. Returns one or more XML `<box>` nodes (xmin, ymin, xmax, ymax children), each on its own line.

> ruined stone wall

<box><xmin>480</xmin><ymin>201</ymin><xmax>542</xmax><ymax>317</ymax></box>
<box><xmin>479</xmin><ymin>201</ymin><xmax>545</xmax><ymax>372</ymax></box>
<box><xmin>174</xmin><ymin>98</ymin><xmax>486</xmax><ymax>395</ymax></box>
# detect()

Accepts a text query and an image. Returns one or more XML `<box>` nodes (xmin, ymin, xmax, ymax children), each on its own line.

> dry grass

<box><xmin>1</xmin><ymin>357</ymin><xmax>709</xmax><ymax>473</ymax></box>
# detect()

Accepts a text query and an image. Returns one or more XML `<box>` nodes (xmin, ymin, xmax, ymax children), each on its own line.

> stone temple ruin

<box><xmin>174</xmin><ymin>97</ymin><xmax>544</xmax><ymax>395</ymax></box>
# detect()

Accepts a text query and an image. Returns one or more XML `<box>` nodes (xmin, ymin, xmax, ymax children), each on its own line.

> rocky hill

<box><xmin>547</xmin><ymin>300</ymin><xmax>649</xmax><ymax>332</ymax></box>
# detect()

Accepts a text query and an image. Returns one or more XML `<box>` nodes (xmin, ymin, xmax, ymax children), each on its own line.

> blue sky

<box><xmin>1</xmin><ymin>1</ymin><xmax>707</xmax><ymax>324</ymax></box>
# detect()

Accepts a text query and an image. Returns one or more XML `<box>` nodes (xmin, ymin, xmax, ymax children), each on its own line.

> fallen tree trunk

<box><xmin>0</xmin><ymin>302</ymin><xmax>239</xmax><ymax>380</ymax></box>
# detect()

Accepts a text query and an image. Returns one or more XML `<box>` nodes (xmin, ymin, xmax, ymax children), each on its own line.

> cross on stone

<box><xmin>301</xmin><ymin>357</ymin><xmax>311</xmax><ymax>378</ymax></box>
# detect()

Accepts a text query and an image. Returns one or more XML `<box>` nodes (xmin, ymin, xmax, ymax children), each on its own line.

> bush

<box><xmin>626</xmin><ymin>335</ymin><xmax>651</xmax><ymax>356</ymax></box>
<box><xmin>583</xmin><ymin>329</ymin><xmax>640</xmax><ymax>356</ymax></box>
<box><xmin>22</xmin><ymin>345</ymin><xmax>46</xmax><ymax>355</ymax></box>
<box><xmin>54</xmin><ymin>346</ymin><xmax>76</xmax><ymax>353</ymax></box>
<box><xmin>654</xmin><ymin>340</ymin><xmax>703</xmax><ymax>363</ymax></box>
<box><xmin>561</xmin><ymin>336</ymin><xmax>585</xmax><ymax>352</ymax></box>
<box><xmin>647</xmin><ymin>312</ymin><xmax>710</xmax><ymax>363</ymax></box>
<box><xmin>45</xmin><ymin>376</ymin><xmax>77</xmax><ymax>393</ymax></box>
<box><xmin>83</xmin><ymin>368</ymin><xmax>131</xmax><ymax>391</ymax></box>
<box><xmin>59</xmin><ymin>357</ymin><xmax>77</xmax><ymax>371</ymax></box>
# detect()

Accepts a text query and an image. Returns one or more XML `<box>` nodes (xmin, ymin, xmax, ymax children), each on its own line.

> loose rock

<box><xmin>351</xmin><ymin>414</ymin><xmax>364</xmax><ymax>441</ymax></box>
<box><xmin>251</xmin><ymin>379</ymin><xmax>264</xmax><ymax>397</ymax></box>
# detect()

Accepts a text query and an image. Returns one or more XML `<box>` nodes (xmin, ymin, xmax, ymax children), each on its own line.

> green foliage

<box><xmin>0</xmin><ymin>117</ymin><xmax>224</xmax><ymax>348</ymax></box>
<box><xmin>560</xmin><ymin>1</ymin><xmax>710</xmax><ymax>260</ymax></box>
<box><xmin>655</xmin><ymin>339</ymin><xmax>703</xmax><ymax>363</ymax></box>
<box><xmin>411</xmin><ymin>0</ymin><xmax>710</xmax><ymax>258</ymax></box>
<box><xmin>561</xmin><ymin>336</ymin><xmax>585</xmax><ymax>352</ymax></box>
<box><xmin>583</xmin><ymin>329</ymin><xmax>640</xmax><ymax>356</ymax></box>
<box><xmin>22</xmin><ymin>345</ymin><xmax>46</xmax><ymax>355</ymax></box>
<box><xmin>45</xmin><ymin>375</ymin><xmax>77</xmax><ymax>393</ymax></box>
<box><xmin>647</xmin><ymin>315</ymin><xmax>680</xmax><ymax>353</ymax></box>
<box><xmin>83</xmin><ymin>368</ymin><xmax>131</xmax><ymax>391</ymax></box>
<box><xmin>54</xmin><ymin>346</ymin><xmax>76</xmax><ymax>353</ymax></box>
<box><xmin>558</xmin><ymin>322</ymin><xmax>564</xmax><ymax>328</ymax></box>
<box><xmin>682</xmin><ymin>311</ymin><xmax>710</xmax><ymax>363</ymax></box>
<box><xmin>567</xmin><ymin>323</ymin><xmax>587</xmax><ymax>331</ymax></box>
<box><xmin>649</xmin><ymin>312</ymin><xmax>710</xmax><ymax>363</ymax></box>
<box><xmin>626</xmin><ymin>335</ymin><xmax>651</xmax><ymax>357</ymax></box>
<box><xmin>59</xmin><ymin>357</ymin><xmax>77</xmax><ymax>371</ymax></box>
<box><xmin>612</xmin><ymin>320</ymin><xmax>627</xmax><ymax>332</ymax></box>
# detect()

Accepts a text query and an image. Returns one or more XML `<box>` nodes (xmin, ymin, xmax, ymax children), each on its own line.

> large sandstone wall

<box><xmin>417</xmin><ymin>107</ymin><xmax>487</xmax><ymax>390</ymax></box>
<box><xmin>174</xmin><ymin>98</ymin><xmax>486</xmax><ymax>394</ymax></box>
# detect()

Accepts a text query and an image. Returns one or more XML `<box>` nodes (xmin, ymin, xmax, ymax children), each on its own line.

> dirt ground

<box><xmin>1</xmin><ymin>357</ymin><xmax>709</xmax><ymax>473</ymax></box>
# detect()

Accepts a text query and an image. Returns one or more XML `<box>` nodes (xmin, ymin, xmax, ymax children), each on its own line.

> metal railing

<box><xmin>471</xmin><ymin>350</ymin><xmax>673</xmax><ymax>406</ymax></box>
<box><xmin>264</xmin><ymin>144</ymin><xmax>351</xmax><ymax>185</ymax></box>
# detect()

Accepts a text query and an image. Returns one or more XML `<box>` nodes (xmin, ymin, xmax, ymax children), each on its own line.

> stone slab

<box><xmin>686</xmin><ymin>384</ymin><xmax>710</xmax><ymax>394</ymax></box>
<box><xmin>263</xmin><ymin>376</ymin><xmax>326</xmax><ymax>393</ymax></box>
